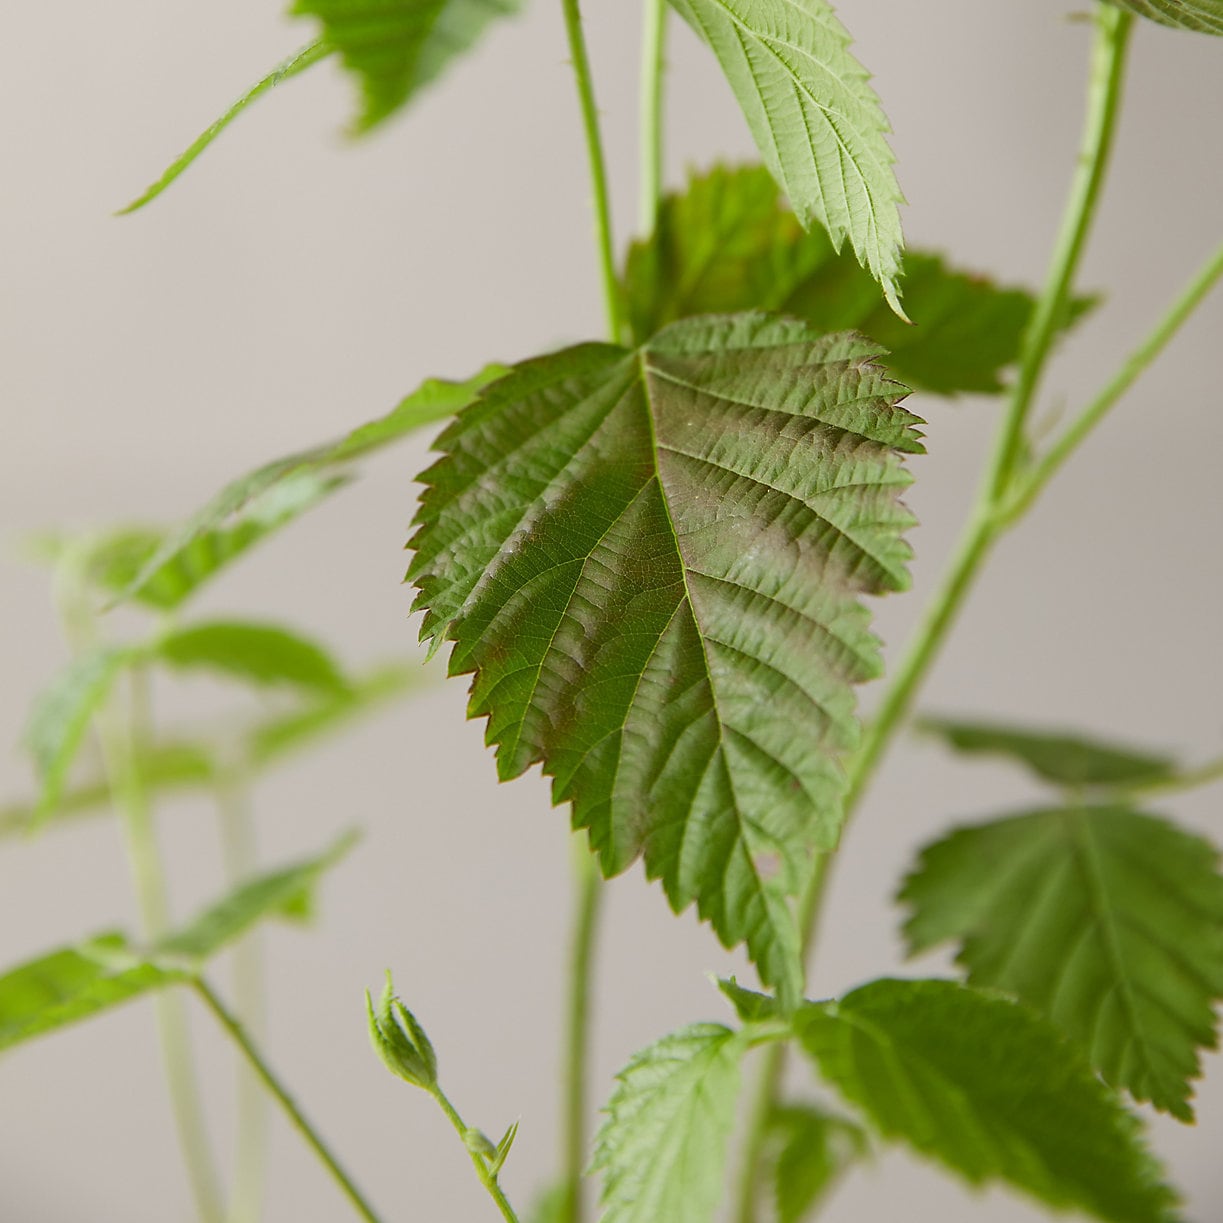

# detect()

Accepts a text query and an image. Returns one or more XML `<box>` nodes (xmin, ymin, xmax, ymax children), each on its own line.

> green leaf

<box><xmin>154</xmin><ymin>620</ymin><xmax>350</xmax><ymax>695</ymax></box>
<box><xmin>118</xmin><ymin>40</ymin><xmax>332</xmax><ymax>215</ymax></box>
<box><xmin>797</xmin><ymin>979</ymin><xmax>1180</xmax><ymax>1223</ymax></box>
<box><xmin>23</xmin><ymin>646</ymin><xmax>135</xmax><ymax>828</ymax></box>
<box><xmin>115</xmin><ymin>365</ymin><xmax>505</xmax><ymax>609</ymax></box>
<box><xmin>899</xmin><ymin>806</ymin><xmax>1223</xmax><ymax>1121</ymax></box>
<box><xmin>1108</xmin><ymin>0</ymin><xmax>1223</xmax><ymax>33</ymax></box>
<box><xmin>408</xmin><ymin>316</ymin><xmax>922</xmax><ymax>1004</ymax></box>
<box><xmin>1</xmin><ymin>740</ymin><xmax>217</xmax><ymax>838</ymax></box>
<box><xmin>717</xmin><ymin>976</ymin><xmax>779</xmax><ymax>1024</ymax></box>
<box><xmin>246</xmin><ymin>661</ymin><xmax>422</xmax><ymax>766</ymax></box>
<box><xmin>0</xmin><ymin>934</ymin><xmax>187</xmax><ymax>1053</ymax></box>
<box><xmin>592</xmin><ymin>1023</ymin><xmax>747</xmax><ymax>1223</ymax></box>
<box><xmin>155</xmin><ymin>832</ymin><xmax>358</xmax><ymax>965</ymax></box>
<box><xmin>665</xmin><ymin>2</ymin><xmax>904</xmax><ymax>311</ymax></box>
<box><xmin>918</xmin><ymin>716</ymin><xmax>1179</xmax><ymax>789</ymax></box>
<box><xmin>768</xmin><ymin>1104</ymin><xmax>868</xmax><ymax>1223</ymax></box>
<box><xmin>291</xmin><ymin>0</ymin><xmax>523</xmax><ymax>132</ymax></box>
<box><xmin>524</xmin><ymin>1185</ymin><xmax>567</xmax><ymax>1223</ymax></box>
<box><xmin>623</xmin><ymin>165</ymin><xmax>1093</xmax><ymax>395</ymax></box>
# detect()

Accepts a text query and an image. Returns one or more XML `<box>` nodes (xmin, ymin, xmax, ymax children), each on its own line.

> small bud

<box><xmin>463</xmin><ymin>1128</ymin><xmax>497</xmax><ymax>1161</ymax></box>
<box><xmin>366</xmin><ymin>971</ymin><xmax>438</xmax><ymax>1090</ymax></box>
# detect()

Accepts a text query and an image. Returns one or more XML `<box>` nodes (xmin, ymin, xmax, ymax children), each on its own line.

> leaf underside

<box><xmin>798</xmin><ymin>979</ymin><xmax>1180</xmax><ymax>1223</ymax></box>
<box><xmin>408</xmin><ymin>315</ymin><xmax>922</xmax><ymax>1002</ymax></box>
<box><xmin>768</xmin><ymin>1104</ymin><xmax>868</xmax><ymax>1223</ymax></box>
<box><xmin>899</xmin><ymin>806</ymin><xmax>1223</xmax><ymax>1120</ymax></box>
<box><xmin>624</xmin><ymin>164</ymin><xmax>1092</xmax><ymax>396</ymax></box>
<box><xmin>291</xmin><ymin>0</ymin><xmax>522</xmax><ymax>131</ymax></box>
<box><xmin>917</xmin><ymin>716</ymin><xmax>1179</xmax><ymax>789</ymax></box>
<box><xmin>1109</xmin><ymin>0</ymin><xmax>1223</xmax><ymax>33</ymax></box>
<box><xmin>592</xmin><ymin>1023</ymin><xmax>746</xmax><ymax>1223</ymax></box>
<box><xmin>665</xmin><ymin>0</ymin><xmax>904</xmax><ymax>310</ymax></box>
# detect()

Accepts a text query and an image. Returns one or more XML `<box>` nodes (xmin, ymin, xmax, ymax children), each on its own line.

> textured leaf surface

<box><xmin>23</xmin><ymin>646</ymin><xmax>135</xmax><ymax>827</ymax></box>
<box><xmin>0</xmin><ymin>935</ymin><xmax>186</xmax><ymax>1052</ymax></box>
<box><xmin>797</xmin><ymin>979</ymin><xmax>1179</xmax><ymax>1223</ymax></box>
<box><xmin>918</xmin><ymin>717</ymin><xmax>1179</xmax><ymax>790</ymax></box>
<box><xmin>768</xmin><ymin>1104</ymin><xmax>868</xmax><ymax>1223</ymax></box>
<box><xmin>899</xmin><ymin>806</ymin><xmax>1223</xmax><ymax>1120</ymax></box>
<box><xmin>116</xmin><ymin>365</ymin><xmax>504</xmax><ymax>609</ymax></box>
<box><xmin>155</xmin><ymin>621</ymin><xmax>350</xmax><ymax>694</ymax></box>
<box><xmin>624</xmin><ymin>165</ymin><xmax>1092</xmax><ymax>395</ymax></box>
<box><xmin>119</xmin><ymin>40</ymin><xmax>331</xmax><ymax>214</ymax></box>
<box><xmin>592</xmin><ymin>1024</ymin><xmax>746</xmax><ymax>1223</ymax></box>
<box><xmin>664</xmin><ymin>3</ymin><xmax>904</xmax><ymax>309</ymax></box>
<box><xmin>1109</xmin><ymin>0</ymin><xmax>1223</xmax><ymax>32</ymax></box>
<box><xmin>291</xmin><ymin>0</ymin><xmax>522</xmax><ymax>131</ymax></box>
<box><xmin>408</xmin><ymin>316</ymin><xmax>922</xmax><ymax>1001</ymax></box>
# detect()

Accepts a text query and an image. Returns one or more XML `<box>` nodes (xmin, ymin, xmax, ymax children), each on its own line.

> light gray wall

<box><xmin>1</xmin><ymin>2</ymin><xmax>1220</xmax><ymax>1220</ymax></box>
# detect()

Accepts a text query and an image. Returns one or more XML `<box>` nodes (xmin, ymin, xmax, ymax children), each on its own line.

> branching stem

<box><xmin>194</xmin><ymin>978</ymin><xmax>386</xmax><ymax>1223</ymax></box>
<box><xmin>561</xmin><ymin>0</ymin><xmax>626</xmax><ymax>343</ymax></box>
<box><xmin>430</xmin><ymin>1088</ymin><xmax>522</xmax><ymax>1223</ymax></box>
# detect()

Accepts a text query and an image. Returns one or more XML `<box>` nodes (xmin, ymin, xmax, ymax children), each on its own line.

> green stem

<box><xmin>1115</xmin><ymin>753</ymin><xmax>1223</xmax><ymax>802</ymax></box>
<box><xmin>1002</xmin><ymin>237</ymin><xmax>1223</xmax><ymax>524</ymax></box>
<box><xmin>984</xmin><ymin>3</ymin><xmax>1132</xmax><ymax>502</ymax></box>
<box><xmin>731</xmin><ymin>9</ymin><xmax>1136</xmax><ymax>1218</ymax></box>
<box><xmin>560</xmin><ymin>0</ymin><xmax>626</xmax><ymax>343</ymax></box>
<box><xmin>430</xmin><ymin>1088</ymin><xmax>522</xmax><ymax>1223</ymax></box>
<box><xmin>561</xmin><ymin>839</ymin><xmax>602</xmax><ymax>1223</ymax></box>
<box><xmin>194</xmin><ymin>978</ymin><xmax>386</xmax><ymax>1223</ymax></box>
<box><xmin>638</xmin><ymin>0</ymin><xmax>668</xmax><ymax>235</ymax></box>
<box><xmin>216</xmin><ymin>767</ymin><xmax>269</xmax><ymax>1223</ymax></box>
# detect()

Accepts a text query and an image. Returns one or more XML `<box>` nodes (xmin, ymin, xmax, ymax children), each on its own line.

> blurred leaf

<box><xmin>624</xmin><ymin>165</ymin><xmax>1093</xmax><ymax>395</ymax></box>
<box><xmin>717</xmin><ymin>977</ymin><xmax>779</xmax><ymax>1024</ymax></box>
<box><xmin>769</xmin><ymin>1104</ymin><xmax>868</xmax><ymax>1223</ymax></box>
<box><xmin>0</xmin><ymin>934</ymin><xmax>187</xmax><ymax>1053</ymax></box>
<box><xmin>665</xmin><ymin>2</ymin><xmax>904</xmax><ymax>311</ymax></box>
<box><xmin>155</xmin><ymin>832</ymin><xmax>358</xmax><ymax>965</ymax></box>
<box><xmin>524</xmin><ymin>1184</ymin><xmax>566</xmax><ymax>1223</ymax></box>
<box><xmin>1108</xmin><ymin>0</ymin><xmax>1223</xmax><ymax>33</ymax></box>
<box><xmin>0</xmin><ymin>740</ymin><xmax>217</xmax><ymax>838</ymax></box>
<box><xmin>23</xmin><ymin>646</ymin><xmax>135</xmax><ymax>828</ymax></box>
<box><xmin>918</xmin><ymin>716</ymin><xmax>1179</xmax><ymax>789</ymax></box>
<box><xmin>593</xmin><ymin>1023</ymin><xmax>747</xmax><ymax>1223</ymax></box>
<box><xmin>409</xmin><ymin>318</ymin><xmax>923</xmax><ymax>1004</ymax></box>
<box><xmin>797</xmin><ymin>979</ymin><xmax>1179</xmax><ymax>1223</ymax></box>
<box><xmin>291</xmin><ymin>0</ymin><xmax>523</xmax><ymax>132</ymax></box>
<box><xmin>118</xmin><ymin>40</ymin><xmax>332</xmax><ymax>215</ymax></box>
<box><xmin>154</xmin><ymin>620</ymin><xmax>350</xmax><ymax>695</ymax></box>
<box><xmin>115</xmin><ymin>365</ymin><xmax>505</xmax><ymax>609</ymax></box>
<box><xmin>900</xmin><ymin>805</ymin><xmax>1223</xmax><ymax>1120</ymax></box>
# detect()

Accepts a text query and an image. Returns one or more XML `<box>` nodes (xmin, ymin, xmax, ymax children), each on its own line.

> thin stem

<box><xmin>430</xmin><ymin>1087</ymin><xmax>522</xmax><ymax>1223</ymax></box>
<box><xmin>216</xmin><ymin>767</ymin><xmax>269</xmax><ymax>1223</ymax></box>
<box><xmin>561</xmin><ymin>839</ymin><xmax>602</xmax><ymax>1223</ymax></box>
<box><xmin>1115</xmin><ymin>753</ymin><xmax>1223</xmax><ymax>801</ymax></box>
<box><xmin>1002</xmin><ymin>237</ymin><xmax>1223</xmax><ymax>524</ymax></box>
<box><xmin>560</xmin><ymin>0</ymin><xmax>626</xmax><ymax>343</ymax></box>
<box><xmin>984</xmin><ymin>3</ymin><xmax>1132</xmax><ymax>502</ymax></box>
<box><xmin>194</xmin><ymin>978</ymin><xmax>386</xmax><ymax>1223</ymax></box>
<box><xmin>638</xmin><ymin>0</ymin><xmax>668</xmax><ymax>235</ymax></box>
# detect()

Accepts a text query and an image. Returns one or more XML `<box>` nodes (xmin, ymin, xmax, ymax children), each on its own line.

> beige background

<box><xmin>2</xmin><ymin>1</ymin><xmax>1222</xmax><ymax>1220</ymax></box>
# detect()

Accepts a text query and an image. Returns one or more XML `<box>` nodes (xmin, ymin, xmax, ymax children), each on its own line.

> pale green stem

<box><xmin>1114</xmin><ymin>753</ymin><xmax>1223</xmax><ymax>802</ymax></box>
<box><xmin>216</xmin><ymin>766</ymin><xmax>269</xmax><ymax>1223</ymax></box>
<box><xmin>984</xmin><ymin>3</ymin><xmax>1133</xmax><ymax>502</ymax></box>
<box><xmin>57</xmin><ymin>563</ymin><xmax>224</xmax><ymax>1223</ymax></box>
<box><xmin>732</xmin><ymin>9</ymin><xmax>1136</xmax><ymax>1218</ymax></box>
<box><xmin>561</xmin><ymin>839</ymin><xmax>602</xmax><ymax>1223</ymax></box>
<box><xmin>560</xmin><ymin>0</ymin><xmax>626</xmax><ymax>343</ymax></box>
<box><xmin>430</xmin><ymin>1087</ymin><xmax>522</xmax><ymax>1223</ymax></box>
<box><xmin>194</xmin><ymin>978</ymin><xmax>386</xmax><ymax>1223</ymax></box>
<box><xmin>1002</xmin><ymin>237</ymin><xmax>1223</xmax><ymax>524</ymax></box>
<box><xmin>638</xmin><ymin>0</ymin><xmax>668</xmax><ymax>235</ymax></box>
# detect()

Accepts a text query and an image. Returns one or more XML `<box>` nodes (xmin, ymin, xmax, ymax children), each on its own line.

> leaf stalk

<box><xmin>194</xmin><ymin>978</ymin><xmax>387</xmax><ymax>1223</ymax></box>
<box><xmin>638</xmin><ymin>0</ymin><xmax>668</xmax><ymax>235</ymax></box>
<box><xmin>560</xmin><ymin>0</ymin><xmax>627</xmax><ymax>343</ymax></box>
<box><xmin>430</xmin><ymin>1086</ymin><xmax>522</xmax><ymax>1223</ymax></box>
